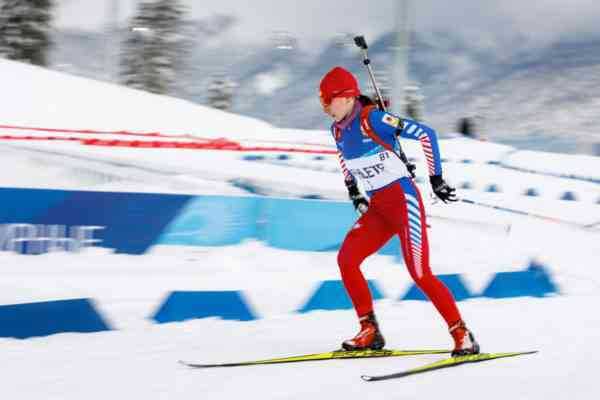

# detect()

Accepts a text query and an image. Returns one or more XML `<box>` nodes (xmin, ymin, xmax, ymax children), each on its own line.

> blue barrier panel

<box><xmin>485</xmin><ymin>184</ymin><xmax>502</xmax><ymax>193</ymax></box>
<box><xmin>0</xmin><ymin>188</ymin><xmax>404</xmax><ymax>258</ymax></box>
<box><xmin>524</xmin><ymin>188</ymin><xmax>540</xmax><ymax>197</ymax></box>
<box><xmin>560</xmin><ymin>191</ymin><xmax>578</xmax><ymax>201</ymax></box>
<box><xmin>0</xmin><ymin>188</ymin><xmax>407</xmax><ymax>255</ymax></box>
<box><xmin>151</xmin><ymin>291</ymin><xmax>257</xmax><ymax>323</ymax></box>
<box><xmin>318</xmin><ymin>236</ymin><xmax>401</xmax><ymax>257</ymax></box>
<box><xmin>401</xmin><ymin>274</ymin><xmax>473</xmax><ymax>301</ymax></box>
<box><xmin>0</xmin><ymin>188</ymin><xmax>193</xmax><ymax>254</ymax></box>
<box><xmin>0</xmin><ymin>298</ymin><xmax>111</xmax><ymax>339</ymax></box>
<box><xmin>242</xmin><ymin>155</ymin><xmax>265</xmax><ymax>161</ymax></box>
<box><xmin>157</xmin><ymin>196</ymin><xmax>260</xmax><ymax>246</ymax></box>
<box><xmin>299</xmin><ymin>279</ymin><xmax>384</xmax><ymax>312</ymax></box>
<box><xmin>262</xmin><ymin>198</ymin><xmax>352</xmax><ymax>251</ymax></box>
<box><xmin>262</xmin><ymin>198</ymin><xmax>402</xmax><ymax>256</ymax></box>
<box><xmin>0</xmin><ymin>188</ymin><xmax>70</xmax><ymax>221</ymax></box>
<box><xmin>40</xmin><ymin>191</ymin><xmax>192</xmax><ymax>254</ymax></box>
<box><xmin>481</xmin><ymin>262</ymin><xmax>559</xmax><ymax>298</ymax></box>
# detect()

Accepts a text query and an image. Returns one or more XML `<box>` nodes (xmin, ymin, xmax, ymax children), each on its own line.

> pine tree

<box><xmin>404</xmin><ymin>85</ymin><xmax>424</xmax><ymax>121</ymax></box>
<box><xmin>0</xmin><ymin>0</ymin><xmax>53</xmax><ymax>66</ymax></box>
<box><xmin>120</xmin><ymin>0</ymin><xmax>186</xmax><ymax>95</ymax></box>
<box><xmin>207</xmin><ymin>74</ymin><xmax>236</xmax><ymax>111</ymax></box>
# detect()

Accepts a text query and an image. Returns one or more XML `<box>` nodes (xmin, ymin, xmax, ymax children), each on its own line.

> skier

<box><xmin>319</xmin><ymin>66</ymin><xmax>480</xmax><ymax>356</ymax></box>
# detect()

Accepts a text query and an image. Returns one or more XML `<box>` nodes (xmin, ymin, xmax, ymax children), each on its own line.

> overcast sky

<box><xmin>55</xmin><ymin>0</ymin><xmax>600</xmax><ymax>49</ymax></box>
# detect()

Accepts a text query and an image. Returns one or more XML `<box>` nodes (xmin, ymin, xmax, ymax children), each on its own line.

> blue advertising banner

<box><xmin>0</xmin><ymin>188</ymin><xmax>401</xmax><ymax>256</ymax></box>
<box><xmin>0</xmin><ymin>188</ymin><xmax>192</xmax><ymax>254</ymax></box>
<box><xmin>157</xmin><ymin>195</ymin><xmax>261</xmax><ymax>246</ymax></box>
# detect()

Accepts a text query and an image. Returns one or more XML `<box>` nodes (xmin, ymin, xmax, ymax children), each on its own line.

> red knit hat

<box><xmin>319</xmin><ymin>66</ymin><xmax>360</xmax><ymax>106</ymax></box>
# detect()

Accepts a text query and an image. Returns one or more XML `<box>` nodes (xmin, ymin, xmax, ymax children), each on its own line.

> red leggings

<box><xmin>337</xmin><ymin>178</ymin><xmax>461</xmax><ymax>327</ymax></box>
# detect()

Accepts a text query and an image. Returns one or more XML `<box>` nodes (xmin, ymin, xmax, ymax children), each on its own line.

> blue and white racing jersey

<box><xmin>332</xmin><ymin>103</ymin><xmax>443</xmax><ymax>194</ymax></box>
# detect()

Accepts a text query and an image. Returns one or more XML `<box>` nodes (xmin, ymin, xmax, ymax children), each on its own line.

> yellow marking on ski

<box><xmin>406</xmin><ymin>351</ymin><xmax>538</xmax><ymax>374</ymax></box>
<box><xmin>232</xmin><ymin>349</ymin><xmax>450</xmax><ymax>365</ymax></box>
<box><xmin>181</xmin><ymin>349</ymin><xmax>451</xmax><ymax>368</ymax></box>
<box><xmin>361</xmin><ymin>351</ymin><xmax>539</xmax><ymax>381</ymax></box>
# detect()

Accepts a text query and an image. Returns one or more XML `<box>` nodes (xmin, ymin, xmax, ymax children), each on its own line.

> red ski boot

<box><xmin>342</xmin><ymin>312</ymin><xmax>385</xmax><ymax>351</ymax></box>
<box><xmin>449</xmin><ymin>320</ymin><xmax>480</xmax><ymax>356</ymax></box>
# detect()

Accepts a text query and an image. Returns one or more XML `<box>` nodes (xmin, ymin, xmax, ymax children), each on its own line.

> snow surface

<box><xmin>2</xmin><ymin>236</ymin><xmax>600</xmax><ymax>400</ymax></box>
<box><xmin>1</xmin><ymin>58</ymin><xmax>600</xmax><ymax>399</ymax></box>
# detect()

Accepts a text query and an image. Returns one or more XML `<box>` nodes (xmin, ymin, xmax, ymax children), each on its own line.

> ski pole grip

<box><xmin>354</xmin><ymin>36</ymin><xmax>368</xmax><ymax>50</ymax></box>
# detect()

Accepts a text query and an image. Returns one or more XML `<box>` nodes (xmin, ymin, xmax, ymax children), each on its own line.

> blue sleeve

<box><xmin>399</xmin><ymin>119</ymin><xmax>443</xmax><ymax>176</ymax></box>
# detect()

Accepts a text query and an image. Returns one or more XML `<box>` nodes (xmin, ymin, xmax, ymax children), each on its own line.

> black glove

<box><xmin>406</xmin><ymin>161</ymin><xmax>416</xmax><ymax>178</ymax></box>
<box><xmin>346</xmin><ymin>178</ymin><xmax>369</xmax><ymax>215</ymax></box>
<box><xmin>430</xmin><ymin>175</ymin><xmax>457</xmax><ymax>203</ymax></box>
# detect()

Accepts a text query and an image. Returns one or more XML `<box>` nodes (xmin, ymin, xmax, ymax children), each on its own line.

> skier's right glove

<box><xmin>346</xmin><ymin>178</ymin><xmax>369</xmax><ymax>215</ymax></box>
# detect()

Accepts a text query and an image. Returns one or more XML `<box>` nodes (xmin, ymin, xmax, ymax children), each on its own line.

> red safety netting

<box><xmin>0</xmin><ymin>125</ymin><xmax>336</xmax><ymax>154</ymax></box>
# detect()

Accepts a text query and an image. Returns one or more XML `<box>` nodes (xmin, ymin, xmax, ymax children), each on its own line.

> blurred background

<box><xmin>1</xmin><ymin>2</ymin><xmax>600</xmax><ymax>399</ymax></box>
<box><xmin>2</xmin><ymin>0</ymin><xmax>599</xmax><ymax>155</ymax></box>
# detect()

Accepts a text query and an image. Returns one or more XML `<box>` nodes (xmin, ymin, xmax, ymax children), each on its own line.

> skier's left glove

<box><xmin>430</xmin><ymin>175</ymin><xmax>457</xmax><ymax>203</ymax></box>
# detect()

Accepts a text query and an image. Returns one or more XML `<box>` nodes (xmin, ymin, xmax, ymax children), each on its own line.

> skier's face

<box><xmin>322</xmin><ymin>97</ymin><xmax>355</xmax><ymax>122</ymax></box>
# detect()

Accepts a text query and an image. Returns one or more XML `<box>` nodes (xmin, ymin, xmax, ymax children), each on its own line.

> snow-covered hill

<box><xmin>1</xmin><ymin>55</ymin><xmax>600</xmax><ymax>400</ymax></box>
<box><xmin>46</xmin><ymin>22</ymin><xmax>600</xmax><ymax>154</ymax></box>
<box><xmin>2</xmin><ymin>57</ymin><xmax>599</xmax><ymax>205</ymax></box>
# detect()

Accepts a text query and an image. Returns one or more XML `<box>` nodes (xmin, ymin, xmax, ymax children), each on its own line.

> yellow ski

<box><xmin>180</xmin><ymin>348</ymin><xmax>450</xmax><ymax>369</ymax></box>
<box><xmin>361</xmin><ymin>351</ymin><xmax>538</xmax><ymax>381</ymax></box>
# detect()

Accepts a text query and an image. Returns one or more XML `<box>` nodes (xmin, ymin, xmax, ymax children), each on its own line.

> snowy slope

<box><xmin>1</xmin><ymin>219</ymin><xmax>599</xmax><ymax>400</ymax></box>
<box><xmin>2</xmin><ymin>58</ymin><xmax>599</xmax><ymax>201</ymax></box>
<box><xmin>0</xmin><ymin>58</ymin><xmax>272</xmax><ymax>135</ymax></box>
<box><xmin>1</xmin><ymin>57</ymin><xmax>600</xmax><ymax>399</ymax></box>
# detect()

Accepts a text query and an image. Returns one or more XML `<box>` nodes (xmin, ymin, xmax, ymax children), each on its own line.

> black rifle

<box><xmin>354</xmin><ymin>35</ymin><xmax>416</xmax><ymax>178</ymax></box>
